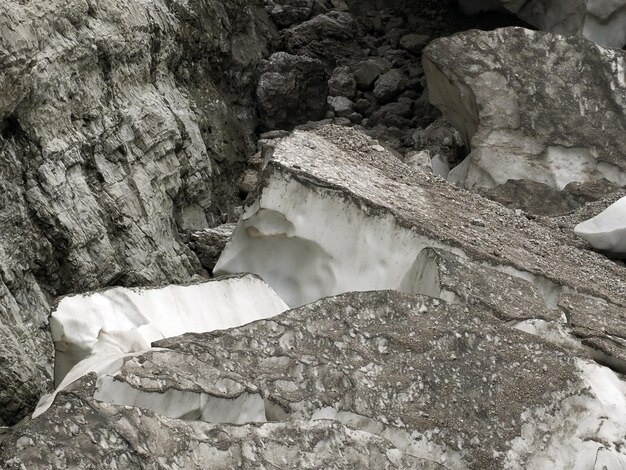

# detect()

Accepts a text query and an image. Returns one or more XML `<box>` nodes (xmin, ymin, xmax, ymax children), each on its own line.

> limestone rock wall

<box><xmin>0</xmin><ymin>0</ymin><xmax>275</xmax><ymax>425</ymax></box>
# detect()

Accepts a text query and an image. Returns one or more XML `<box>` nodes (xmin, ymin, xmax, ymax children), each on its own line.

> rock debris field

<box><xmin>1</xmin><ymin>0</ymin><xmax>626</xmax><ymax>469</ymax></box>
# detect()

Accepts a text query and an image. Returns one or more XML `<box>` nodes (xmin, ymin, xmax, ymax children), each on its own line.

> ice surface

<box><xmin>50</xmin><ymin>275</ymin><xmax>289</xmax><ymax>384</ymax></box>
<box><xmin>214</xmin><ymin>172</ymin><xmax>460</xmax><ymax>307</ymax></box>
<box><xmin>574</xmin><ymin>196</ymin><xmax>626</xmax><ymax>255</ymax></box>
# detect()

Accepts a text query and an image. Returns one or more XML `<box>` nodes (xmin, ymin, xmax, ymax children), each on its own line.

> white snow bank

<box><xmin>214</xmin><ymin>171</ymin><xmax>460</xmax><ymax>307</ymax></box>
<box><xmin>574</xmin><ymin>196</ymin><xmax>626</xmax><ymax>256</ymax></box>
<box><xmin>50</xmin><ymin>275</ymin><xmax>289</xmax><ymax>384</ymax></box>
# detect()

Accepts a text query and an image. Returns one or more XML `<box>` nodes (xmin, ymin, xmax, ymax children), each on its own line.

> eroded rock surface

<box><xmin>7</xmin><ymin>291</ymin><xmax>626</xmax><ymax>469</ymax></box>
<box><xmin>187</xmin><ymin>223</ymin><xmax>237</xmax><ymax>272</ymax></box>
<box><xmin>3</xmin><ymin>375</ymin><xmax>430</xmax><ymax>469</ymax></box>
<box><xmin>0</xmin><ymin>0</ymin><xmax>275</xmax><ymax>424</ymax></box>
<box><xmin>423</xmin><ymin>27</ymin><xmax>626</xmax><ymax>193</ymax></box>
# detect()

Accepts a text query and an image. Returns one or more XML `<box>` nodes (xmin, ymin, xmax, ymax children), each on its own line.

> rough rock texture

<box><xmin>2</xmin><ymin>375</ymin><xmax>429</xmax><ymax>469</ymax></box>
<box><xmin>257</xmin><ymin>52</ymin><xmax>328</xmax><ymax>130</ymax></box>
<box><xmin>187</xmin><ymin>223</ymin><xmax>237</xmax><ymax>272</ymax></box>
<box><xmin>7</xmin><ymin>291</ymin><xmax>626</xmax><ymax>469</ymax></box>
<box><xmin>478</xmin><ymin>178</ymin><xmax>623</xmax><ymax>216</ymax></box>
<box><xmin>423</xmin><ymin>27</ymin><xmax>626</xmax><ymax>192</ymax></box>
<box><xmin>458</xmin><ymin>0</ymin><xmax>626</xmax><ymax>48</ymax></box>
<box><xmin>265</xmin><ymin>0</ymin><xmax>315</xmax><ymax>28</ymax></box>
<box><xmin>282</xmin><ymin>11</ymin><xmax>363</xmax><ymax>70</ymax></box>
<box><xmin>215</xmin><ymin>125</ymin><xmax>626</xmax><ymax>370</ymax></box>
<box><xmin>0</xmin><ymin>0</ymin><xmax>275</xmax><ymax>424</ymax></box>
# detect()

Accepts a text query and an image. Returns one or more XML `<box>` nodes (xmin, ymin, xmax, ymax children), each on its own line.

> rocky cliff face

<box><xmin>0</xmin><ymin>0</ymin><xmax>275</xmax><ymax>425</ymax></box>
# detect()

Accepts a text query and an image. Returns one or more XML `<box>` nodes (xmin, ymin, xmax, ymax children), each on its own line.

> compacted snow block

<box><xmin>50</xmin><ymin>274</ymin><xmax>289</xmax><ymax>384</ymax></box>
<box><xmin>423</xmin><ymin>27</ymin><xmax>626</xmax><ymax>191</ymax></box>
<box><xmin>215</xmin><ymin>125</ymin><xmax>626</xmax><ymax>368</ymax></box>
<box><xmin>9</xmin><ymin>291</ymin><xmax>626</xmax><ymax>469</ymax></box>
<box><xmin>575</xmin><ymin>196</ymin><xmax>626</xmax><ymax>256</ymax></box>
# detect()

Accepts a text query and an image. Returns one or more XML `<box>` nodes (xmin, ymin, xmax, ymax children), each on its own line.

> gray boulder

<box><xmin>265</xmin><ymin>0</ymin><xmax>314</xmax><ymax>28</ymax></box>
<box><xmin>327</xmin><ymin>96</ymin><xmax>354</xmax><ymax>117</ymax></box>
<box><xmin>282</xmin><ymin>11</ymin><xmax>363</xmax><ymax>69</ymax></box>
<box><xmin>423</xmin><ymin>27</ymin><xmax>626</xmax><ymax>191</ymax></box>
<box><xmin>0</xmin><ymin>374</ymin><xmax>428</xmax><ymax>469</ymax></box>
<box><xmin>187</xmin><ymin>224</ymin><xmax>237</xmax><ymax>272</ymax></box>
<box><xmin>215</xmin><ymin>125</ymin><xmax>626</xmax><ymax>369</ymax></box>
<box><xmin>6</xmin><ymin>291</ymin><xmax>626</xmax><ymax>468</ymax></box>
<box><xmin>328</xmin><ymin>65</ymin><xmax>357</xmax><ymax>98</ymax></box>
<box><xmin>399</xmin><ymin>33</ymin><xmax>431</xmax><ymax>53</ymax></box>
<box><xmin>257</xmin><ymin>52</ymin><xmax>328</xmax><ymax>130</ymax></box>
<box><xmin>351</xmin><ymin>57</ymin><xmax>392</xmax><ymax>89</ymax></box>
<box><xmin>373</xmin><ymin>69</ymin><xmax>408</xmax><ymax>103</ymax></box>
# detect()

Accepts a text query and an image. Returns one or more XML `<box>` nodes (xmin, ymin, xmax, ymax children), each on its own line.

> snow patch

<box><xmin>215</xmin><ymin>172</ymin><xmax>463</xmax><ymax>307</ymax></box>
<box><xmin>574</xmin><ymin>196</ymin><xmax>626</xmax><ymax>256</ymax></box>
<box><xmin>50</xmin><ymin>275</ymin><xmax>288</xmax><ymax>384</ymax></box>
<box><xmin>505</xmin><ymin>359</ymin><xmax>626</xmax><ymax>469</ymax></box>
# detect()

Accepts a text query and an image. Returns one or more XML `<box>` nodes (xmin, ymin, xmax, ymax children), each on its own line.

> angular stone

<box><xmin>266</xmin><ymin>0</ymin><xmax>314</xmax><ymax>28</ymax></box>
<box><xmin>257</xmin><ymin>52</ymin><xmax>328</xmax><ymax>130</ymax></box>
<box><xmin>327</xmin><ymin>96</ymin><xmax>354</xmax><ymax>117</ymax></box>
<box><xmin>423</xmin><ymin>27</ymin><xmax>626</xmax><ymax>191</ymax></box>
<box><xmin>402</xmin><ymin>247</ymin><xmax>561</xmax><ymax>323</ymax></box>
<box><xmin>351</xmin><ymin>57</ymin><xmax>392</xmax><ymax>89</ymax></box>
<box><xmin>328</xmin><ymin>65</ymin><xmax>357</xmax><ymax>98</ymax></box>
<box><xmin>282</xmin><ymin>11</ymin><xmax>362</xmax><ymax>69</ymax></box>
<box><xmin>188</xmin><ymin>223</ymin><xmax>236</xmax><ymax>271</ymax></box>
<box><xmin>373</xmin><ymin>69</ymin><xmax>408</xmax><ymax>103</ymax></box>
<box><xmin>399</xmin><ymin>33</ymin><xmax>431</xmax><ymax>53</ymax></box>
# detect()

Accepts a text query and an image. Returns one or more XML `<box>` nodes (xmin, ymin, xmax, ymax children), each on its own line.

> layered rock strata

<box><xmin>0</xmin><ymin>0</ymin><xmax>275</xmax><ymax>424</ymax></box>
